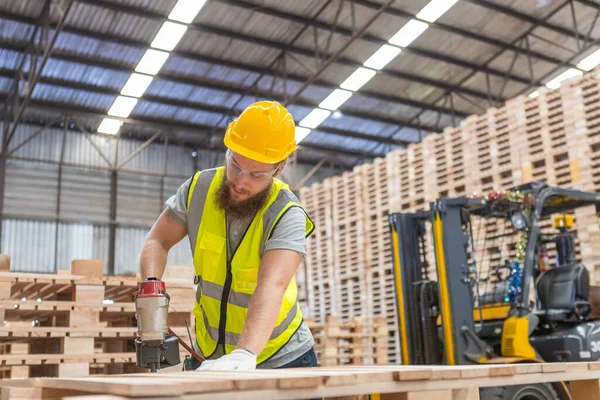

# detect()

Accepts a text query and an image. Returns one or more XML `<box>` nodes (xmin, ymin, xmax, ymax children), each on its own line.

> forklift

<box><xmin>389</xmin><ymin>182</ymin><xmax>600</xmax><ymax>399</ymax></box>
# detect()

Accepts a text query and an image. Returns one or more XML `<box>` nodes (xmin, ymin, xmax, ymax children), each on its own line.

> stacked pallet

<box><xmin>299</xmin><ymin>69</ymin><xmax>600</xmax><ymax>364</ymax></box>
<box><xmin>300</xmin><ymin>180</ymin><xmax>334</xmax><ymax>323</ymax></box>
<box><xmin>0</xmin><ymin>258</ymin><xmax>195</xmax><ymax>379</ymax></box>
<box><xmin>331</xmin><ymin>171</ymin><xmax>366</xmax><ymax>322</ymax></box>
<box><xmin>360</xmin><ymin>158</ymin><xmax>399</xmax><ymax>363</ymax></box>
<box><xmin>306</xmin><ymin>316</ymin><xmax>387</xmax><ymax>366</ymax></box>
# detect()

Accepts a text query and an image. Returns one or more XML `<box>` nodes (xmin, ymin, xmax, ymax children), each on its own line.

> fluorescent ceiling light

<box><xmin>108</xmin><ymin>96</ymin><xmax>138</xmax><ymax>118</ymax></box>
<box><xmin>528</xmin><ymin>91</ymin><xmax>540</xmax><ymax>98</ymax></box>
<box><xmin>319</xmin><ymin>89</ymin><xmax>353</xmax><ymax>111</ymax></box>
<box><xmin>545</xmin><ymin>68</ymin><xmax>583</xmax><ymax>89</ymax></box>
<box><xmin>97</xmin><ymin>118</ymin><xmax>123</xmax><ymax>135</ymax></box>
<box><xmin>151</xmin><ymin>21</ymin><xmax>188</xmax><ymax>51</ymax></box>
<box><xmin>389</xmin><ymin>20</ymin><xmax>429</xmax><ymax>48</ymax></box>
<box><xmin>295</xmin><ymin>126</ymin><xmax>312</xmax><ymax>143</ymax></box>
<box><xmin>169</xmin><ymin>0</ymin><xmax>207</xmax><ymax>23</ymax></box>
<box><xmin>121</xmin><ymin>73</ymin><xmax>154</xmax><ymax>98</ymax></box>
<box><xmin>135</xmin><ymin>49</ymin><xmax>170</xmax><ymax>75</ymax></box>
<box><xmin>340</xmin><ymin>67</ymin><xmax>377</xmax><ymax>91</ymax></box>
<box><xmin>299</xmin><ymin>108</ymin><xmax>331</xmax><ymax>129</ymax></box>
<box><xmin>578</xmin><ymin>48</ymin><xmax>600</xmax><ymax>71</ymax></box>
<box><xmin>364</xmin><ymin>44</ymin><xmax>402</xmax><ymax>70</ymax></box>
<box><xmin>416</xmin><ymin>0</ymin><xmax>459</xmax><ymax>23</ymax></box>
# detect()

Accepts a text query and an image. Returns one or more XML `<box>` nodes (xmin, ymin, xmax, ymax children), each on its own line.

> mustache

<box><xmin>227</xmin><ymin>181</ymin><xmax>250</xmax><ymax>196</ymax></box>
<box><xmin>214</xmin><ymin>172</ymin><xmax>272</xmax><ymax>219</ymax></box>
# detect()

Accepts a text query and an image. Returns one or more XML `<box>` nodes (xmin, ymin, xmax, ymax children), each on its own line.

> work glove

<box><xmin>196</xmin><ymin>349</ymin><xmax>257</xmax><ymax>371</ymax></box>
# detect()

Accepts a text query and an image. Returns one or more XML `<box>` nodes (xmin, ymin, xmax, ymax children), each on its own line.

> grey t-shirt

<box><xmin>165</xmin><ymin>175</ymin><xmax>315</xmax><ymax>368</ymax></box>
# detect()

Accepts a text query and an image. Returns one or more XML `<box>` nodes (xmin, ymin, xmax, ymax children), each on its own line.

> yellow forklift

<box><xmin>389</xmin><ymin>182</ymin><xmax>600</xmax><ymax>399</ymax></box>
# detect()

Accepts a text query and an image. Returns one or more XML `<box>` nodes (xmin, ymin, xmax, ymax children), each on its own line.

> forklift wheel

<box><xmin>479</xmin><ymin>383</ymin><xmax>560</xmax><ymax>400</ymax></box>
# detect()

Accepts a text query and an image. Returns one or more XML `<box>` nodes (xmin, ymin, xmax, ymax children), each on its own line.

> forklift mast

<box><xmin>390</xmin><ymin>197</ymin><xmax>488</xmax><ymax>366</ymax></box>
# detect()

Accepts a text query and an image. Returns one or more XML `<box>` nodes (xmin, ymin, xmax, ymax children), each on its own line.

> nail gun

<box><xmin>134</xmin><ymin>278</ymin><xmax>203</xmax><ymax>372</ymax></box>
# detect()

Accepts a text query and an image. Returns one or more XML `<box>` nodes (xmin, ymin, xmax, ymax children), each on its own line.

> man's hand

<box><xmin>196</xmin><ymin>349</ymin><xmax>257</xmax><ymax>371</ymax></box>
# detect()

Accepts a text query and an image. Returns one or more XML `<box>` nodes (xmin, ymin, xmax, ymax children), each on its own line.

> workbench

<box><xmin>2</xmin><ymin>362</ymin><xmax>600</xmax><ymax>399</ymax></box>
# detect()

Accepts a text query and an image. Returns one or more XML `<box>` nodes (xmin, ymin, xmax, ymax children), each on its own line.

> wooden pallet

<box><xmin>4</xmin><ymin>362</ymin><xmax>600</xmax><ymax>399</ymax></box>
<box><xmin>0</xmin><ymin>259</ymin><xmax>196</xmax><ymax>379</ymax></box>
<box><xmin>307</xmin><ymin>316</ymin><xmax>388</xmax><ymax>366</ymax></box>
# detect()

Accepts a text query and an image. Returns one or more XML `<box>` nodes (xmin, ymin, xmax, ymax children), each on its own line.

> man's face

<box><xmin>214</xmin><ymin>151</ymin><xmax>285</xmax><ymax>219</ymax></box>
<box><xmin>225</xmin><ymin>151</ymin><xmax>280</xmax><ymax>203</ymax></box>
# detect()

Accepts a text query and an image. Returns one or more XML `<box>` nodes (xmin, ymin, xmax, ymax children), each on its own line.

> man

<box><xmin>139</xmin><ymin>101</ymin><xmax>317</xmax><ymax>371</ymax></box>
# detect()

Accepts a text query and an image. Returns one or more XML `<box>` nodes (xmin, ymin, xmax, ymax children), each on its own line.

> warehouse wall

<box><xmin>0</xmin><ymin>123</ymin><xmax>340</xmax><ymax>274</ymax></box>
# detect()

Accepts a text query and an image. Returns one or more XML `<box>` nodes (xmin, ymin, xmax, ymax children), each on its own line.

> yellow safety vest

<box><xmin>185</xmin><ymin>167</ymin><xmax>314</xmax><ymax>364</ymax></box>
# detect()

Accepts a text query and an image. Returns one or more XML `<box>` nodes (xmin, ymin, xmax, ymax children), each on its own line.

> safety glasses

<box><xmin>225</xmin><ymin>150</ymin><xmax>280</xmax><ymax>182</ymax></box>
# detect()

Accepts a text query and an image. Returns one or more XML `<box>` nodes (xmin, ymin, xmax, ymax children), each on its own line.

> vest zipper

<box><xmin>217</xmin><ymin>214</ymin><xmax>254</xmax><ymax>352</ymax></box>
<box><xmin>217</xmin><ymin>260</ymin><xmax>233</xmax><ymax>351</ymax></box>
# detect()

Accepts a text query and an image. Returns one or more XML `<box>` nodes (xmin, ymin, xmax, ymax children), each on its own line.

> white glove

<box><xmin>197</xmin><ymin>349</ymin><xmax>257</xmax><ymax>371</ymax></box>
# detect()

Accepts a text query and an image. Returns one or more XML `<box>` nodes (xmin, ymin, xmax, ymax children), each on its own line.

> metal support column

<box><xmin>0</xmin><ymin>155</ymin><xmax>6</xmax><ymax>252</ymax></box>
<box><xmin>53</xmin><ymin>118</ymin><xmax>67</xmax><ymax>272</ymax></box>
<box><xmin>108</xmin><ymin>132</ymin><xmax>120</xmax><ymax>276</ymax></box>
<box><xmin>108</xmin><ymin>170</ymin><xmax>117</xmax><ymax>276</ymax></box>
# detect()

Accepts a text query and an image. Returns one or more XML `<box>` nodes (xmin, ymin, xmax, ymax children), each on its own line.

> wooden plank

<box><xmin>0</xmin><ymin>326</ymin><xmax>187</xmax><ymax>338</ymax></box>
<box><xmin>0</xmin><ymin>299</ymin><xmax>191</xmax><ymax>313</ymax></box>
<box><xmin>73</xmin><ymin>285</ymin><xmax>105</xmax><ymax>305</ymax></box>
<box><xmin>2</xmin><ymin>364</ymin><xmax>600</xmax><ymax>399</ymax></box>
<box><xmin>58</xmin><ymin>362</ymin><xmax>89</xmax><ymax>377</ymax></box>
<box><xmin>452</xmin><ymin>387</ymin><xmax>479</xmax><ymax>400</ymax></box>
<box><xmin>30</xmin><ymin>375</ymin><xmax>233</xmax><ymax>397</ymax></box>
<box><xmin>62</xmin><ymin>337</ymin><xmax>94</xmax><ymax>355</ymax></box>
<box><xmin>571</xmin><ymin>379</ymin><xmax>600</xmax><ymax>400</ymax></box>
<box><xmin>0</xmin><ymin>352</ymin><xmax>138</xmax><ymax>365</ymax></box>
<box><xmin>394</xmin><ymin>368</ymin><xmax>433</xmax><ymax>381</ymax></box>
<box><xmin>1</xmin><ymin>386</ymin><xmax>90</xmax><ymax>400</ymax></box>
<box><xmin>9</xmin><ymin>365</ymin><xmax>29</xmax><ymax>379</ymax></box>
<box><xmin>514</xmin><ymin>363</ymin><xmax>542</xmax><ymax>374</ymax></box>
<box><xmin>71</xmin><ymin>260</ymin><xmax>104</xmax><ymax>278</ymax></box>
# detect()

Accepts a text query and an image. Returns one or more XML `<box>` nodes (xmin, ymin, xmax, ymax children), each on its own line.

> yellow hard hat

<box><xmin>224</xmin><ymin>101</ymin><xmax>296</xmax><ymax>164</ymax></box>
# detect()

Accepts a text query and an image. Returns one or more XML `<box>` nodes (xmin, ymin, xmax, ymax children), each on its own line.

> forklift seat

<box><xmin>536</xmin><ymin>263</ymin><xmax>592</xmax><ymax>322</ymax></box>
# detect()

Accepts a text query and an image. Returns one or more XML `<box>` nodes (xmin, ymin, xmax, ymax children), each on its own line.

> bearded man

<box><xmin>138</xmin><ymin>101</ymin><xmax>317</xmax><ymax>371</ymax></box>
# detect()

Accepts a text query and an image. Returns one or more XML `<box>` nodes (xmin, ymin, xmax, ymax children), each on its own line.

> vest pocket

<box><xmin>233</xmin><ymin>268</ymin><xmax>259</xmax><ymax>294</ymax></box>
<box><xmin>197</xmin><ymin>231</ymin><xmax>226</xmax><ymax>282</ymax></box>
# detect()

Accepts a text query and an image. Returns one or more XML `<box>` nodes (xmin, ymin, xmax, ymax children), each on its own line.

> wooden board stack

<box><xmin>3</xmin><ymin>361</ymin><xmax>600</xmax><ymax>399</ymax></box>
<box><xmin>299</xmin><ymin>69</ymin><xmax>600</xmax><ymax>364</ymax></box>
<box><xmin>0</xmin><ymin>258</ymin><xmax>195</xmax><ymax>379</ymax></box>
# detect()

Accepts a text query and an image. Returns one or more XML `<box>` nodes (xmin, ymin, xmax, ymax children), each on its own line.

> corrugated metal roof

<box><xmin>0</xmin><ymin>0</ymin><xmax>596</xmax><ymax>167</ymax></box>
<box><xmin>66</xmin><ymin>1</ymin><xmax>162</xmax><ymax>44</ymax></box>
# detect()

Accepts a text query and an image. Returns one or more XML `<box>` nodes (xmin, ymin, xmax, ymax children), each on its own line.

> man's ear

<box><xmin>277</xmin><ymin>159</ymin><xmax>288</xmax><ymax>174</ymax></box>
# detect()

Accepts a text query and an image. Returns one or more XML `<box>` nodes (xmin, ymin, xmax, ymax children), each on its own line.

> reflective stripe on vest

<box><xmin>186</xmin><ymin>166</ymin><xmax>314</xmax><ymax>364</ymax></box>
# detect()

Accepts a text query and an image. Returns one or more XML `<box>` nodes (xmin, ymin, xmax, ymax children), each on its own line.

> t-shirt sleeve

<box><xmin>264</xmin><ymin>207</ymin><xmax>308</xmax><ymax>256</ymax></box>
<box><xmin>164</xmin><ymin>175</ymin><xmax>192</xmax><ymax>227</ymax></box>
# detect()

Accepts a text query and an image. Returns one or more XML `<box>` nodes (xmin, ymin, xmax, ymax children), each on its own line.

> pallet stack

<box><xmin>0</xmin><ymin>258</ymin><xmax>195</xmax><ymax>379</ymax></box>
<box><xmin>306</xmin><ymin>316</ymin><xmax>388</xmax><ymax>367</ymax></box>
<box><xmin>331</xmin><ymin>171</ymin><xmax>366</xmax><ymax>323</ymax></box>
<box><xmin>300</xmin><ymin>180</ymin><xmax>335</xmax><ymax>323</ymax></box>
<box><xmin>299</xmin><ymin>69</ymin><xmax>600</xmax><ymax>364</ymax></box>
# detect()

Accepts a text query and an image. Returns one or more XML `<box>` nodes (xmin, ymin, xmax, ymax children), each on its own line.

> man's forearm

<box><xmin>236</xmin><ymin>283</ymin><xmax>287</xmax><ymax>356</ymax></box>
<box><xmin>139</xmin><ymin>239</ymin><xmax>169</xmax><ymax>280</ymax></box>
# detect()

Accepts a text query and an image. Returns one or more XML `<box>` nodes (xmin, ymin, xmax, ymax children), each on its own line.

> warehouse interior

<box><xmin>3</xmin><ymin>0</ymin><xmax>600</xmax><ymax>398</ymax></box>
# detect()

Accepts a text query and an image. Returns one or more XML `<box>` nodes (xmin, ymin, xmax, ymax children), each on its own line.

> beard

<box><xmin>215</xmin><ymin>172</ymin><xmax>273</xmax><ymax>219</ymax></box>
